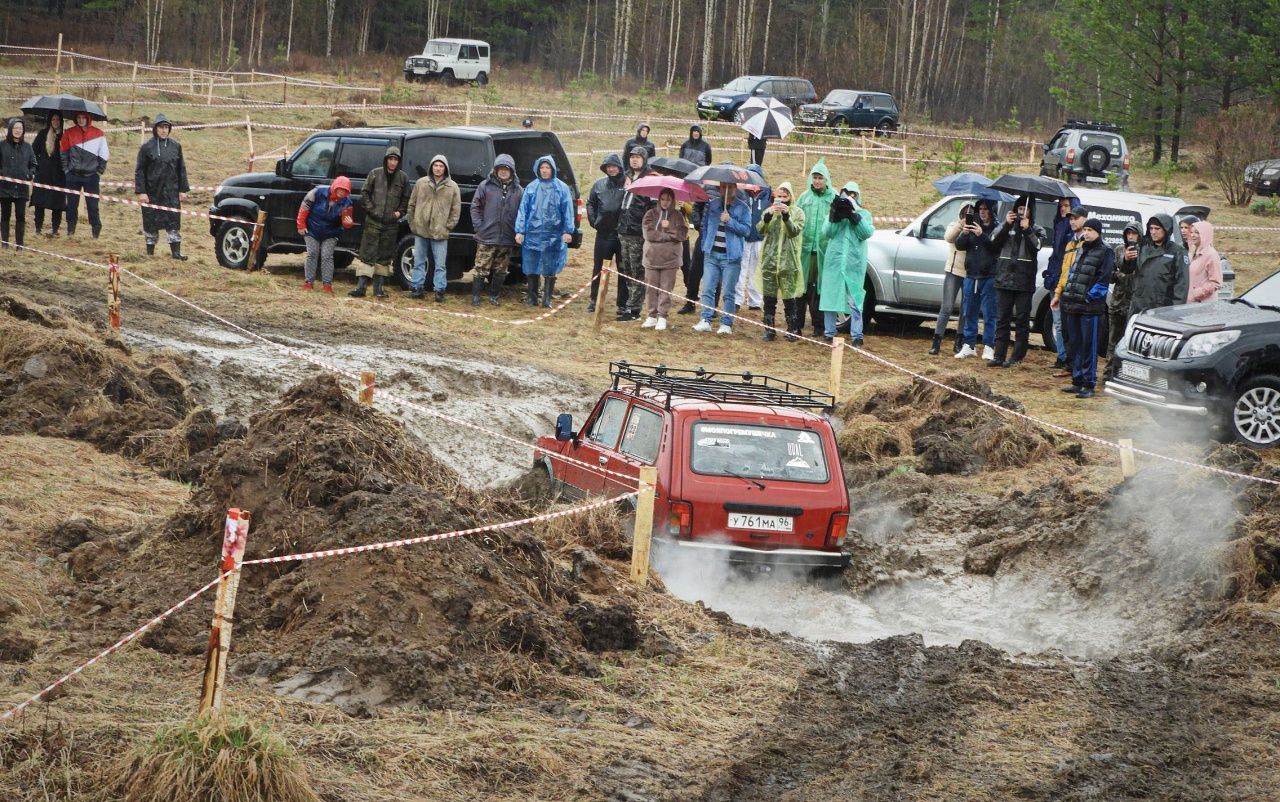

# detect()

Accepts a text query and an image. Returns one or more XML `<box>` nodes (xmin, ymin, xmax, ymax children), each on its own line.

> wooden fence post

<box><xmin>248</xmin><ymin>210</ymin><xmax>268</xmax><ymax>269</ymax></box>
<box><xmin>244</xmin><ymin>115</ymin><xmax>255</xmax><ymax>173</ymax></box>
<box><xmin>107</xmin><ymin>255</ymin><xmax>121</xmax><ymax>330</ymax></box>
<box><xmin>358</xmin><ymin>371</ymin><xmax>375</xmax><ymax>405</ymax></box>
<box><xmin>630</xmin><ymin>466</ymin><xmax>658</xmax><ymax>587</ymax></box>
<box><xmin>1119</xmin><ymin>438</ymin><xmax>1136</xmax><ymax>479</ymax></box>
<box><xmin>207</xmin><ymin>77</ymin><xmax>215</xmax><ymax>105</ymax></box>
<box><xmin>282</xmin><ymin>75</ymin><xmax>288</xmax><ymax>105</ymax></box>
<box><xmin>592</xmin><ymin>261</ymin><xmax>612</xmax><ymax>332</ymax></box>
<box><xmin>901</xmin><ymin>142</ymin><xmax>908</xmax><ymax>173</ymax></box>
<box><xmin>198</xmin><ymin>508</ymin><xmax>250</xmax><ymax>714</ymax></box>
<box><xmin>129</xmin><ymin>62</ymin><xmax>139</xmax><ymax>119</ymax></box>
<box><xmin>54</xmin><ymin>33</ymin><xmax>63</xmax><ymax>94</ymax></box>
<box><xmin>465</xmin><ymin>100</ymin><xmax>472</xmax><ymax>126</ymax></box>
<box><xmin>189</xmin><ymin>67</ymin><xmax>195</xmax><ymax>93</ymax></box>
<box><xmin>829</xmin><ymin>341</ymin><xmax>845</xmax><ymax>404</ymax></box>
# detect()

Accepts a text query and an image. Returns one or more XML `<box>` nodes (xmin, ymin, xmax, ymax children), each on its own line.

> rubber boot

<box><xmin>471</xmin><ymin>276</ymin><xmax>484</xmax><ymax>306</ymax></box>
<box><xmin>761</xmin><ymin>297</ymin><xmax>777</xmax><ymax>341</ymax></box>
<box><xmin>525</xmin><ymin>274</ymin><xmax>540</xmax><ymax>306</ymax></box>
<box><xmin>488</xmin><ymin>270</ymin><xmax>506</xmax><ymax>305</ymax></box>
<box><xmin>541</xmin><ymin>276</ymin><xmax>556</xmax><ymax>308</ymax></box>
<box><xmin>928</xmin><ymin>334</ymin><xmax>942</xmax><ymax>355</ymax></box>
<box><xmin>146</xmin><ymin>242</ymin><xmax>155</xmax><ymax>256</ymax></box>
<box><xmin>348</xmin><ymin>276</ymin><xmax>368</xmax><ymax>297</ymax></box>
<box><xmin>782</xmin><ymin>298</ymin><xmax>799</xmax><ymax>342</ymax></box>
<box><xmin>170</xmin><ymin>241</ymin><xmax>187</xmax><ymax>261</ymax></box>
<box><xmin>372</xmin><ymin>275</ymin><xmax>388</xmax><ymax>298</ymax></box>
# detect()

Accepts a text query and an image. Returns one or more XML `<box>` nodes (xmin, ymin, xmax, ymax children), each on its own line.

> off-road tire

<box><xmin>475</xmin><ymin>72</ymin><xmax>488</xmax><ymax>86</ymax></box>
<box><xmin>394</xmin><ymin>235</ymin><xmax>416</xmax><ymax>290</ymax></box>
<box><xmin>1229</xmin><ymin>375</ymin><xmax>1280</xmax><ymax>449</ymax></box>
<box><xmin>214</xmin><ymin>218</ymin><xmax>255</xmax><ymax>270</ymax></box>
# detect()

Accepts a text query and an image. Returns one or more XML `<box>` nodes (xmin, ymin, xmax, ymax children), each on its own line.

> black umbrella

<box><xmin>648</xmin><ymin>156</ymin><xmax>700</xmax><ymax>177</ymax></box>
<box><xmin>20</xmin><ymin>94</ymin><xmax>107</xmax><ymax>121</ymax></box>
<box><xmin>684</xmin><ymin>163</ymin><xmax>769</xmax><ymax>194</ymax></box>
<box><xmin>988</xmin><ymin>173</ymin><xmax>1075</xmax><ymax>202</ymax></box>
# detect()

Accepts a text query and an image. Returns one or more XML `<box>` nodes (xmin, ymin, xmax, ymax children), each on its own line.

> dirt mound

<box><xmin>70</xmin><ymin>374</ymin><xmax>663</xmax><ymax>715</ymax></box>
<box><xmin>0</xmin><ymin>292</ymin><xmax>240</xmax><ymax>477</ymax></box>
<box><xmin>837</xmin><ymin>373</ymin><xmax>1061</xmax><ymax>477</ymax></box>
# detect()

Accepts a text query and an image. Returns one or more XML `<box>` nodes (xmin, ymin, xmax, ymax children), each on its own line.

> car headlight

<box><xmin>1181</xmin><ymin>330</ymin><xmax>1240</xmax><ymax>358</ymax></box>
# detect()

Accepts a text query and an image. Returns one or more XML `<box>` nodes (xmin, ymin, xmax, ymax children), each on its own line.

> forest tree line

<box><xmin>6</xmin><ymin>0</ymin><xmax>1280</xmax><ymax>161</ymax></box>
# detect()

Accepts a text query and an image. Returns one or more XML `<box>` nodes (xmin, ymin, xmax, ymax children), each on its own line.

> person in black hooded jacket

<box><xmin>622</xmin><ymin>124</ymin><xmax>656</xmax><ymax>162</ymax></box>
<box><xmin>679</xmin><ymin>125</ymin><xmax>712</xmax><ymax>167</ymax></box>
<box><xmin>1059</xmin><ymin>218</ymin><xmax>1114</xmax><ymax>397</ymax></box>
<box><xmin>586</xmin><ymin>153</ymin><xmax>626</xmax><ymax>313</ymax></box>
<box><xmin>987</xmin><ymin>199</ymin><xmax>1044</xmax><ymax>367</ymax></box>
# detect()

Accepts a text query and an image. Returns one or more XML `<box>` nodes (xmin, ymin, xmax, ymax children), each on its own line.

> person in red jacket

<box><xmin>295</xmin><ymin>176</ymin><xmax>354</xmax><ymax>293</ymax></box>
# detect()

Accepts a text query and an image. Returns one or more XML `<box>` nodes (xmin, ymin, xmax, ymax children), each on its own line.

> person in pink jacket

<box><xmin>1186</xmin><ymin>220</ymin><xmax>1222</xmax><ymax>303</ymax></box>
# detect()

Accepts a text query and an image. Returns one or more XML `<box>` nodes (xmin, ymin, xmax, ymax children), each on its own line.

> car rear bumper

<box><xmin>654</xmin><ymin>536</ymin><xmax>849</xmax><ymax>569</ymax></box>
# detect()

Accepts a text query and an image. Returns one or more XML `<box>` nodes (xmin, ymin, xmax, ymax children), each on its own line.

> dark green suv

<box><xmin>797</xmin><ymin>90</ymin><xmax>899</xmax><ymax>135</ymax></box>
<box><xmin>208</xmin><ymin>126</ymin><xmax>582</xmax><ymax>287</ymax></box>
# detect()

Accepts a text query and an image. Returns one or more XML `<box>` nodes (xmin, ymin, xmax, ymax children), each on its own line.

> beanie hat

<box><xmin>1082</xmin><ymin>218</ymin><xmax>1103</xmax><ymax>234</ymax></box>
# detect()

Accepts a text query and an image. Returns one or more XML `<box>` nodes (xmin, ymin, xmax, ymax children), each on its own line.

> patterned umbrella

<box><xmin>736</xmin><ymin>96</ymin><xmax>794</xmax><ymax>140</ymax></box>
<box><xmin>684</xmin><ymin>163</ymin><xmax>769</xmax><ymax>194</ymax></box>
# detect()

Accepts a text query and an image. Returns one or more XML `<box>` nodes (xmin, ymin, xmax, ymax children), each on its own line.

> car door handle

<box><xmin>598</xmin><ymin>456</ymin><xmax>609</xmax><ymax>465</ymax></box>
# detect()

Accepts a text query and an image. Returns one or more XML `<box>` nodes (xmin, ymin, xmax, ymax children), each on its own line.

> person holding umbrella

<box><xmin>738</xmin><ymin>97</ymin><xmax>793</xmax><ymax>169</ymax></box>
<box><xmin>134</xmin><ymin>113</ymin><xmax>190</xmax><ymax>260</ymax></box>
<box><xmin>0</xmin><ymin>118</ymin><xmax>37</xmax><ymax>249</ymax></box>
<box><xmin>640</xmin><ymin>187</ymin><xmax>689</xmax><ymax>330</ymax></box>
<box><xmin>987</xmin><ymin>198</ymin><xmax>1045</xmax><ymax>367</ymax></box>
<box><xmin>31</xmin><ymin>112</ymin><xmax>65</xmax><ymax>237</ymax></box>
<box><xmin>693</xmin><ymin>178</ymin><xmax>753</xmax><ymax>335</ymax></box>
<box><xmin>59</xmin><ymin>110</ymin><xmax>109</xmax><ymax>239</ymax></box>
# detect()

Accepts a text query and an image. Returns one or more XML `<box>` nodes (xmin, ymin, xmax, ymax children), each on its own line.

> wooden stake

<box><xmin>901</xmin><ymin>142</ymin><xmax>908</xmax><ymax>173</ymax></box>
<box><xmin>1029</xmin><ymin>142</ymin><xmax>1038</xmax><ymax>165</ymax></box>
<box><xmin>207</xmin><ymin>76</ymin><xmax>215</xmax><ymax>105</ymax></box>
<box><xmin>592</xmin><ymin>261</ymin><xmax>612</xmax><ymax>332</ymax></box>
<box><xmin>860</xmin><ymin>136</ymin><xmax>868</xmax><ymax>161</ymax></box>
<box><xmin>630</xmin><ymin>466</ymin><xmax>658</xmax><ymax>587</ymax></box>
<box><xmin>465</xmin><ymin>100</ymin><xmax>472</xmax><ymax>126</ymax></box>
<box><xmin>248</xmin><ymin>210</ymin><xmax>268</xmax><ymax>269</ymax></box>
<box><xmin>129</xmin><ymin>62</ymin><xmax>139</xmax><ymax>119</ymax></box>
<box><xmin>54</xmin><ymin>33</ymin><xmax>63</xmax><ymax>93</ymax></box>
<box><xmin>107</xmin><ymin>255</ymin><xmax>121</xmax><ymax>330</ymax></box>
<box><xmin>189</xmin><ymin>67</ymin><xmax>195</xmax><ymax>93</ymax></box>
<box><xmin>282</xmin><ymin>75</ymin><xmax>288</xmax><ymax>105</ymax></box>
<box><xmin>829</xmin><ymin>340</ymin><xmax>845</xmax><ymax>404</ymax></box>
<box><xmin>358</xmin><ymin>371</ymin><xmax>375</xmax><ymax>405</ymax></box>
<box><xmin>1119</xmin><ymin>438</ymin><xmax>1136</xmax><ymax>479</ymax></box>
<box><xmin>198</xmin><ymin>509</ymin><xmax>250</xmax><ymax>714</ymax></box>
<box><xmin>244</xmin><ymin>115</ymin><xmax>255</xmax><ymax>173</ymax></box>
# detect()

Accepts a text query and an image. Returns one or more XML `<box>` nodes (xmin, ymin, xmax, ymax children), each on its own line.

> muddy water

<box><xmin>124</xmin><ymin>324</ymin><xmax>596</xmax><ymax>487</ymax></box>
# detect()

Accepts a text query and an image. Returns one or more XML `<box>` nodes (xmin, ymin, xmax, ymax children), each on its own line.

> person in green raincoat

<box><xmin>795</xmin><ymin>159</ymin><xmax>835</xmax><ymax>336</ymax></box>
<box><xmin>754</xmin><ymin>180</ymin><xmax>806</xmax><ymax>342</ymax></box>
<box><xmin>819</xmin><ymin>180</ymin><xmax>874</xmax><ymax>345</ymax></box>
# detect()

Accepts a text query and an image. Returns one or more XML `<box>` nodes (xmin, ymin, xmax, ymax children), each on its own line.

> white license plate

<box><xmin>1120</xmin><ymin>362</ymin><xmax>1150</xmax><ymax>382</ymax></box>
<box><xmin>727</xmin><ymin>512</ymin><xmax>793</xmax><ymax>533</ymax></box>
<box><xmin>1085</xmin><ymin>175</ymin><xmax>1109</xmax><ymax>184</ymax></box>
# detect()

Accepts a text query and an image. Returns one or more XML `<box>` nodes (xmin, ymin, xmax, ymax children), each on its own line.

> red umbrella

<box><xmin>626</xmin><ymin>174</ymin><xmax>709</xmax><ymax>202</ymax></box>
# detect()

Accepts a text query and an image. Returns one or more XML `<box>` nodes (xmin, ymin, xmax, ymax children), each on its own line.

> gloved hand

<box><xmin>849</xmin><ymin>211</ymin><xmax>862</xmax><ymax>226</ymax></box>
<box><xmin>1086</xmin><ymin>282</ymin><xmax>1108</xmax><ymax>302</ymax></box>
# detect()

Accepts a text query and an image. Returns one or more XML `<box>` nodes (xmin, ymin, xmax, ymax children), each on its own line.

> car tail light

<box><xmin>1122</xmin><ymin>152</ymin><xmax>1130</xmax><ymax>170</ymax></box>
<box><xmin>575</xmin><ymin>198</ymin><xmax>585</xmax><ymax>229</ymax></box>
<box><xmin>1066</xmin><ymin>148</ymin><xmax>1075</xmax><ymax>165</ymax></box>
<box><xmin>826</xmin><ymin>512</ymin><xmax>849</xmax><ymax>548</ymax></box>
<box><xmin>668</xmin><ymin>501</ymin><xmax>692</xmax><ymax>537</ymax></box>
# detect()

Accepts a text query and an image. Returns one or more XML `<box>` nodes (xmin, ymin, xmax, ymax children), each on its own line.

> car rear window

<box><xmin>1078</xmin><ymin>133</ymin><xmax>1123</xmax><ymax>155</ymax></box>
<box><xmin>493</xmin><ymin>135</ymin><xmax>576</xmax><ymax>191</ymax></box>
<box><xmin>690</xmin><ymin>422</ymin><xmax>829</xmax><ymax>484</ymax></box>
<box><xmin>335</xmin><ymin>139</ymin><xmax>392</xmax><ymax>180</ymax></box>
<box><xmin>402</xmin><ymin>135</ymin><xmax>487</xmax><ymax>185</ymax></box>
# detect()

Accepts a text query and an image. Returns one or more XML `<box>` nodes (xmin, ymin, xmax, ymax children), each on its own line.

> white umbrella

<box><xmin>736</xmin><ymin>96</ymin><xmax>794</xmax><ymax>140</ymax></box>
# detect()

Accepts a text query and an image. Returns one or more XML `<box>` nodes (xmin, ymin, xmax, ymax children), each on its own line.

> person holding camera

<box><xmin>954</xmin><ymin>201</ymin><xmax>999</xmax><ymax>359</ymax></box>
<box><xmin>1127</xmin><ymin>214</ymin><xmax>1188</xmax><ymax>317</ymax></box>
<box><xmin>987</xmin><ymin>199</ymin><xmax>1044</xmax><ymax>367</ymax></box>
<box><xmin>819</xmin><ymin>181</ymin><xmax>875</xmax><ymax>345</ymax></box>
<box><xmin>755</xmin><ymin>181</ymin><xmax>806</xmax><ymax>341</ymax></box>
<box><xmin>929</xmin><ymin>203</ymin><xmax>970</xmax><ymax>354</ymax></box>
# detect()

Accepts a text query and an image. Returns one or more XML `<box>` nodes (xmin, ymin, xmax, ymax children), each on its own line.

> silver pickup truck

<box><xmin>863</xmin><ymin>187</ymin><xmax>1234</xmax><ymax>351</ymax></box>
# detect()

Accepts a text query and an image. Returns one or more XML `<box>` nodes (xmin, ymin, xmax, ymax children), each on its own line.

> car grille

<box><xmin>799</xmin><ymin>111</ymin><xmax>826</xmax><ymax>123</ymax></box>
<box><xmin>1117</xmin><ymin>362</ymin><xmax>1169</xmax><ymax>390</ymax></box>
<box><xmin>1128</xmin><ymin>326</ymin><xmax>1180</xmax><ymax>360</ymax></box>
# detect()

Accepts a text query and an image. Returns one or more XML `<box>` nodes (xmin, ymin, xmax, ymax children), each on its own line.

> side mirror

<box><xmin>753</xmin><ymin>88</ymin><xmax>765</xmax><ymax>95</ymax></box>
<box><xmin>555</xmin><ymin>413</ymin><xmax>574</xmax><ymax>442</ymax></box>
<box><xmin>275</xmin><ymin>158</ymin><xmax>289</xmax><ymax>177</ymax></box>
<box><xmin>1041</xmin><ymin>143</ymin><xmax>1049</xmax><ymax>152</ymax></box>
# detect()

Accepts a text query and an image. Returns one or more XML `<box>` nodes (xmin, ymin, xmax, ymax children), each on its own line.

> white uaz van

<box><xmin>404</xmin><ymin>38</ymin><xmax>491</xmax><ymax>86</ymax></box>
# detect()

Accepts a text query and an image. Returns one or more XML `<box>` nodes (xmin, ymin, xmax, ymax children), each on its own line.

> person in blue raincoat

<box><xmin>515</xmin><ymin>155</ymin><xmax>575</xmax><ymax>308</ymax></box>
<box><xmin>819</xmin><ymin>180</ymin><xmax>875</xmax><ymax>345</ymax></box>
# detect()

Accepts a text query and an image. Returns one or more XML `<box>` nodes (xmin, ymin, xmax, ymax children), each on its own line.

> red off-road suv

<box><xmin>536</xmin><ymin>363</ymin><xmax>850</xmax><ymax>571</ymax></box>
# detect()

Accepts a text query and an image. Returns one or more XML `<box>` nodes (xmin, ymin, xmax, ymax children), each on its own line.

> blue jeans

<box><xmin>699</xmin><ymin>252</ymin><xmax>741</xmax><ymax>326</ymax></box>
<box><xmin>413</xmin><ymin>236</ymin><xmax>448</xmax><ymax>291</ymax></box>
<box><xmin>64</xmin><ymin>172</ymin><xmax>101</xmax><ymax>231</ymax></box>
<box><xmin>962</xmin><ymin>276</ymin><xmax>997</xmax><ymax>347</ymax></box>
<box><xmin>1050</xmin><ymin>304</ymin><xmax>1068</xmax><ymax>361</ymax></box>
<box><xmin>1064</xmin><ymin>312</ymin><xmax>1102</xmax><ymax>389</ymax></box>
<box><xmin>823</xmin><ymin>287</ymin><xmax>862</xmax><ymax>339</ymax></box>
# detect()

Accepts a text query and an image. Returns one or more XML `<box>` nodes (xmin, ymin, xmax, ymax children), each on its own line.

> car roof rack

<box><xmin>1063</xmin><ymin>119</ymin><xmax>1123</xmax><ymax>134</ymax></box>
<box><xmin>609</xmin><ymin>361</ymin><xmax>835</xmax><ymax>412</ymax></box>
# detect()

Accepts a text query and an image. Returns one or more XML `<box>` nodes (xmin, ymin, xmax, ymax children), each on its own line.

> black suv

<box><xmin>208</xmin><ymin>126</ymin><xmax>582</xmax><ymax>286</ymax></box>
<box><xmin>797</xmin><ymin>89</ymin><xmax>899</xmax><ymax>135</ymax></box>
<box><xmin>1245</xmin><ymin>158</ymin><xmax>1280</xmax><ymax>197</ymax></box>
<box><xmin>1106</xmin><ymin>268</ymin><xmax>1280</xmax><ymax>448</ymax></box>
